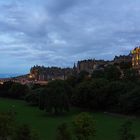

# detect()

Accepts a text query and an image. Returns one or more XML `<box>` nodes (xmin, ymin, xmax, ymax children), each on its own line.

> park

<box><xmin>0</xmin><ymin>98</ymin><xmax>140</xmax><ymax>140</ymax></box>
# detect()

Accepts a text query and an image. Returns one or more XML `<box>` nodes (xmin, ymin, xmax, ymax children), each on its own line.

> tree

<box><xmin>119</xmin><ymin>62</ymin><xmax>132</xmax><ymax>70</ymax></box>
<box><xmin>104</xmin><ymin>65</ymin><xmax>121</xmax><ymax>81</ymax></box>
<box><xmin>39</xmin><ymin>80</ymin><xmax>71</xmax><ymax>115</ymax></box>
<box><xmin>123</xmin><ymin>69</ymin><xmax>138</xmax><ymax>81</ymax></box>
<box><xmin>77</xmin><ymin>71</ymin><xmax>89</xmax><ymax>83</ymax></box>
<box><xmin>66</xmin><ymin>75</ymin><xmax>77</xmax><ymax>88</ymax></box>
<box><xmin>0</xmin><ymin>81</ymin><xmax>14</xmax><ymax>97</ymax></box>
<box><xmin>119</xmin><ymin>87</ymin><xmax>140</xmax><ymax>114</ymax></box>
<box><xmin>56</xmin><ymin>123</ymin><xmax>71</xmax><ymax>140</ymax></box>
<box><xmin>14</xmin><ymin>124</ymin><xmax>31</xmax><ymax>140</ymax></box>
<box><xmin>0</xmin><ymin>112</ymin><xmax>15</xmax><ymax>140</ymax></box>
<box><xmin>14</xmin><ymin>124</ymin><xmax>39</xmax><ymax>140</ymax></box>
<box><xmin>102</xmin><ymin>81</ymin><xmax>126</xmax><ymax>111</ymax></box>
<box><xmin>25</xmin><ymin>88</ymin><xmax>44</xmax><ymax>106</ymax></box>
<box><xmin>9</xmin><ymin>83</ymin><xmax>29</xmax><ymax>99</ymax></box>
<box><xmin>0</xmin><ymin>112</ymin><xmax>40</xmax><ymax>140</ymax></box>
<box><xmin>39</xmin><ymin>88</ymin><xmax>46</xmax><ymax>110</ymax></box>
<box><xmin>119</xmin><ymin>120</ymin><xmax>135</xmax><ymax>140</ymax></box>
<box><xmin>91</xmin><ymin>69</ymin><xmax>105</xmax><ymax>79</ymax></box>
<box><xmin>73</xmin><ymin>79</ymin><xmax>108</xmax><ymax>110</ymax></box>
<box><xmin>73</xmin><ymin>81</ymin><xmax>93</xmax><ymax>108</ymax></box>
<box><xmin>72</xmin><ymin>112</ymin><xmax>96</xmax><ymax>140</ymax></box>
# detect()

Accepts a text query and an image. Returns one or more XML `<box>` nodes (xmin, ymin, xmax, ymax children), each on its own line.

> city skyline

<box><xmin>0</xmin><ymin>0</ymin><xmax>140</xmax><ymax>73</ymax></box>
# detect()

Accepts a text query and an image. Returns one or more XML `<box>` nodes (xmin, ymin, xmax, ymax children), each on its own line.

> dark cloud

<box><xmin>0</xmin><ymin>0</ymin><xmax>139</xmax><ymax>73</ymax></box>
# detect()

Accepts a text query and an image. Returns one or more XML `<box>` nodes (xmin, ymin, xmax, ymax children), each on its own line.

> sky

<box><xmin>0</xmin><ymin>0</ymin><xmax>140</xmax><ymax>74</ymax></box>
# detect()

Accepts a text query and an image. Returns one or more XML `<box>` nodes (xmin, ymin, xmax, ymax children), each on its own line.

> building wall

<box><xmin>77</xmin><ymin>60</ymin><xmax>96</xmax><ymax>74</ymax></box>
<box><xmin>132</xmin><ymin>47</ymin><xmax>140</xmax><ymax>69</ymax></box>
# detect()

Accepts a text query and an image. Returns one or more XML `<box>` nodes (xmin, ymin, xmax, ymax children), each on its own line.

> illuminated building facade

<box><xmin>131</xmin><ymin>47</ymin><xmax>140</xmax><ymax>69</ymax></box>
<box><xmin>28</xmin><ymin>65</ymin><xmax>73</xmax><ymax>81</ymax></box>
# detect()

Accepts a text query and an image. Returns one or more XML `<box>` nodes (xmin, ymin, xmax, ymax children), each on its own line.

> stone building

<box><xmin>77</xmin><ymin>59</ymin><xmax>108</xmax><ymax>74</ymax></box>
<box><xmin>77</xmin><ymin>59</ymin><xmax>96</xmax><ymax>74</ymax></box>
<box><xmin>131</xmin><ymin>47</ymin><xmax>140</xmax><ymax>69</ymax></box>
<box><xmin>114</xmin><ymin>54</ymin><xmax>132</xmax><ymax>64</ymax></box>
<box><xmin>29</xmin><ymin>65</ymin><xmax>73</xmax><ymax>81</ymax></box>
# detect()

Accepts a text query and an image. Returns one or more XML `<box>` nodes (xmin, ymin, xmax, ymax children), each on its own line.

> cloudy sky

<box><xmin>0</xmin><ymin>0</ymin><xmax>140</xmax><ymax>74</ymax></box>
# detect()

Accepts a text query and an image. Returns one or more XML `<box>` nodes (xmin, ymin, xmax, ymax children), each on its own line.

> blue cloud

<box><xmin>0</xmin><ymin>0</ymin><xmax>139</xmax><ymax>73</ymax></box>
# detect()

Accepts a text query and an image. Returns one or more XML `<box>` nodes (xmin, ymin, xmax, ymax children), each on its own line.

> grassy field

<box><xmin>0</xmin><ymin>98</ymin><xmax>140</xmax><ymax>140</ymax></box>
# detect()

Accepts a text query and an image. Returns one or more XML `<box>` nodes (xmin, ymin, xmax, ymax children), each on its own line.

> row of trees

<box><xmin>72</xmin><ymin>79</ymin><xmax>140</xmax><ymax>114</ymax></box>
<box><xmin>0</xmin><ymin>81</ymin><xmax>29</xmax><ymax>99</ymax></box>
<box><xmin>26</xmin><ymin>80</ymin><xmax>71</xmax><ymax>115</ymax></box>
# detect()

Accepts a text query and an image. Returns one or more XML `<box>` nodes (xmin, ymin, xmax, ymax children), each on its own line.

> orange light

<box><xmin>0</xmin><ymin>82</ymin><xmax>3</xmax><ymax>85</ymax></box>
<box><xmin>29</xmin><ymin>75</ymin><xmax>33</xmax><ymax>78</ymax></box>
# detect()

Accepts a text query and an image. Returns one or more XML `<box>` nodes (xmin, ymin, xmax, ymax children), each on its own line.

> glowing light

<box><xmin>29</xmin><ymin>75</ymin><xmax>33</xmax><ymax>78</ymax></box>
<box><xmin>0</xmin><ymin>82</ymin><xmax>3</xmax><ymax>85</ymax></box>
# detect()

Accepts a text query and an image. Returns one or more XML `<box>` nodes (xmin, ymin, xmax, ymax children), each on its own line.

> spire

<box><xmin>73</xmin><ymin>63</ymin><xmax>76</xmax><ymax>69</ymax></box>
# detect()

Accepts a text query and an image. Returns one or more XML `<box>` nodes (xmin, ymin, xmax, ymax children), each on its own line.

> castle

<box><xmin>29</xmin><ymin>65</ymin><xmax>73</xmax><ymax>81</ymax></box>
<box><xmin>28</xmin><ymin>53</ymin><xmax>132</xmax><ymax>82</ymax></box>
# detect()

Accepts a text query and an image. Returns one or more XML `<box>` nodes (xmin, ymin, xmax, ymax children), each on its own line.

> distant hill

<box><xmin>0</xmin><ymin>73</ymin><xmax>23</xmax><ymax>78</ymax></box>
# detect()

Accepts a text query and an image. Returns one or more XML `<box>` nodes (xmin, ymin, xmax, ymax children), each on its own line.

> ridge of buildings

<box><xmin>0</xmin><ymin>48</ymin><xmax>136</xmax><ymax>85</ymax></box>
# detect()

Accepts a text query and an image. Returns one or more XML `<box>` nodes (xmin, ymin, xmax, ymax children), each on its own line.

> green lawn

<box><xmin>0</xmin><ymin>98</ymin><xmax>140</xmax><ymax>140</ymax></box>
